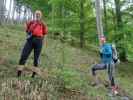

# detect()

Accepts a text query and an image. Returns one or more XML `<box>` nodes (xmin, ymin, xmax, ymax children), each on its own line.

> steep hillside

<box><xmin>0</xmin><ymin>25</ymin><xmax>133</xmax><ymax>100</ymax></box>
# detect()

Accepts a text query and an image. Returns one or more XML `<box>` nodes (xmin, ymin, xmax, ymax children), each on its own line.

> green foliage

<box><xmin>16</xmin><ymin>0</ymin><xmax>133</xmax><ymax>60</ymax></box>
<box><xmin>108</xmin><ymin>23</ymin><xmax>133</xmax><ymax>61</ymax></box>
<box><xmin>16</xmin><ymin>0</ymin><xmax>96</xmax><ymax>46</ymax></box>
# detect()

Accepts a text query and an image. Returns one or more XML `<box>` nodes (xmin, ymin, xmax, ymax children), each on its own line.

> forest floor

<box><xmin>0</xmin><ymin>25</ymin><xmax>133</xmax><ymax>100</ymax></box>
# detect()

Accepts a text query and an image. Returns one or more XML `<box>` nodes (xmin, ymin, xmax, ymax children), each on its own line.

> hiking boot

<box><xmin>91</xmin><ymin>75</ymin><xmax>101</xmax><ymax>87</ymax></box>
<box><xmin>111</xmin><ymin>85</ymin><xmax>119</xmax><ymax>95</ymax></box>
<box><xmin>17</xmin><ymin>65</ymin><xmax>24</xmax><ymax>77</ymax></box>
<box><xmin>17</xmin><ymin>70</ymin><xmax>22</xmax><ymax>77</ymax></box>
<box><xmin>31</xmin><ymin>72</ymin><xmax>36</xmax><ymax>78</ymax></box>
<box><xmin>103</xmin><ymin>80</ymin><xmax>110</xmax><ymax>88</ymax></box>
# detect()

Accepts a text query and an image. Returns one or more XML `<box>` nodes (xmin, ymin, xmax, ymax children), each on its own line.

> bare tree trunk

<box><xmin>29</xmin><ymin>8</ymin><xmax>34</xmax><ymax>20</ymax></box>
<box><xmin>27</xmin><ymin>8</ymin><xmax>31</xmax><ymax>21</ymax></box>
<box><xmin>12</xmin><ymin>0</ymin><xmax>16</xmax><ymax>21</ymax></box>
<box><xmin>114</xmin><ymin>0</ymin><xmax>127</xmax><ymax>61</ymax></box>
<box><xmin>23</xmin><ymin>6</ymin><xmax>27</xmax><ymax>22</ymax></box>
<box><xmin>18</xmin><ymin>9</ymin><xmax>21</xmax><ymax>23</ymax></box>
<box><xmin>95</xmin><ymin>0</ymin><xmax>104</xmax><ymax>46</ymax></box>
<box><xmin>0</xmin><ymin>0</ymin><xmax>5</xmax><ymax>25</ymax></box>
<box><xmin>30</xmin><ymin>9</ymin><xmax>33</xmax><ymax>20</ymax></box>
<box><xmin>103</xmin><ymin>0</ymin><xmax>108</xmax><ymax>33</ymax></box>
<box><xmin>110</xmin><ymin>4</ymin><xmax>117</xmax><ymax>31</ymax></box>
<box><xmin>7</xmin><ymin>0</ymin><xmax>13</xmax><ymax>23</ymax></box>
<box><xmin>12</xmin><ymin>0</ymin><xmax>16</xmax><ymax>23</ymax></box>
<box><xmin>80</xmin><ymin>0</ymin><xmax>85</xmax><ymax>48</ymax></box>
<box><xmin>16</xmin><ymin>2</ymin><xmax>21</xmax><ymax>24</ymax></box>
<box><xmin>4</xmin><ymin>0</ymin><xmax>7</xmax><ymax>23</ymax></box>
<box><xmin>26</xmin><ymin>8</ymin><xmax>29</xmax><ymax>21</ymax></box>
<box><xmin>114</xmin><ymin>0</ymin><xmax>123</xmax><ymax>29</ymax></box>
<box><xmin>52</xmin><ymin>3</ymin><xmax>55</xmax><ymax>37</ymax></box>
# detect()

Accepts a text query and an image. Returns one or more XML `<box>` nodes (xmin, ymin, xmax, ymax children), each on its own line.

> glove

<box><xmin>113</xmin><ymin>58</ymin><xmax>120</xmax><ymax>64</ymax></box>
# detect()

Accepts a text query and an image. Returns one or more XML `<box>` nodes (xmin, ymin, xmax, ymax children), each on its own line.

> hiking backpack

<box><xmin>101</xmin><ymin>43</ymin><xmax>113</xmax><ymax>63</ymax></box>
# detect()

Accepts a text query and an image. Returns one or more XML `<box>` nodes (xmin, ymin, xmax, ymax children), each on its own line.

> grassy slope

<box><xmin>0</xmin><ymin>25</ymin><xmax>133</xmax><ymax>100</ymax></box>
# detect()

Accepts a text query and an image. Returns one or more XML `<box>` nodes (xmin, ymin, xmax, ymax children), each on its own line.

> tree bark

<box><xmin>80</xmin><ymin>0</ymin><xmax>85</xmax><ymax>48</ymax></box>
<box><xmin>95</xmin><ymin>0</ymin><xmax>104</xmax><ymax>46</ymax></box>
<box><xmin>114</xmin><ymin>0</ymin><xmax>127</xmax><ymax>61</ymax></box>
<box><xmin>23</xmin><ymin>6</ymin><xmax>26</xmax><ymax>21</ymax></box>
<box><xmin>7</xmin><ymin>0</ymin><xmax>13</xmax><ymax>23</ymax></box>
<box><xmin>0</xmin><ymin>0</ymin><xmax>5</xmax><ymax>25</ymax></box>
<box><xmin>114</xmin><ymin>0</ymin><xmax>123</xmax><ymax>29</ymax></box>
<box><xmin>103</xmin><ymin>0</ymin><xmax>108</xmax><ymax>33</ymax></box>
<box><xmin>12</xmin><ymin>0</ymin><xmax>16</xmax><ymax>24</ymax></box>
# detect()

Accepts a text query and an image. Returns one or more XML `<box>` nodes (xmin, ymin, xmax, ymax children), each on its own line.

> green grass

<box><xmin>0</xmin><ymin>25</ymin><xmax>133</xmax><ymax>100</ymax></box>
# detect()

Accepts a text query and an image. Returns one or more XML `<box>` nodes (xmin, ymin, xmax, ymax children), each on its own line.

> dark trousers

<box><xmin>19</xmin><ymin>37</ymin><xmax>43</xmax><ymax>67</ymax></box>
<box><xmin>92</xmin><ymin>63</ymin><xmax>115</xmax><ymax>86</ymax></box>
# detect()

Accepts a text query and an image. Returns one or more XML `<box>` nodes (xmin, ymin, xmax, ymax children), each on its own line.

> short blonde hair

<box><xmin>35</xmin><ymin>10</ymin><xmax>42</xmax><ymax>17</ymax></box>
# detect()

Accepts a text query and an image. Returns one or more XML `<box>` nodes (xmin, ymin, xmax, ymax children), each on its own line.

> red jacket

<box><xmin>26</xmin><ymin>20</ymin><xmax>48</xmax><ymax>37</ymax></box>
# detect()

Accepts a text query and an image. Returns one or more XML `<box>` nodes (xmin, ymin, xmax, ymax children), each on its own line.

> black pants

<box><xmin>19</xmin><ymin>37</ymin><xmax>43</xmax><ymax>67</ymax></box>
<box><xmin>92</xmin><ymin>63</ymin><xmax>115</xmax><ymax>86</ymax></box>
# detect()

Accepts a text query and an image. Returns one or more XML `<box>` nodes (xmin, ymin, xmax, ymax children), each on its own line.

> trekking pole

<box><xmin>45</xmin><ymin>35</ymin><xmax>48</xmax><ymax>48</ymax></box>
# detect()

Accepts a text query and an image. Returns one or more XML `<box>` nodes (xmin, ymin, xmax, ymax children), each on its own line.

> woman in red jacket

<box><xmin>17</xmin><ymin>10</ymin><xmax>48</xmax><ymax>77</ymax></box>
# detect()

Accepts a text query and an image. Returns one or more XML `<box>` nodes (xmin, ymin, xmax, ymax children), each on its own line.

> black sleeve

<box><xmin>100</xmin><ymin>52</ymin><xmax>103</xmax><ymax>58</ymax></box>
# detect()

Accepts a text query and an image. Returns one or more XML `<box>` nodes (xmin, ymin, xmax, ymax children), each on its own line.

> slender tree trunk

<box><xmin>52</xmin><ymin>3</ymin><xmax>55</xmax><ymax>37</ymax></box>
<box><xmin>27</xmin><ymin>8</ymin><xmax>31</xmax><ymax>20</ymax></box>
<box><xmin>114</xmin><ymin>0</ymin><xmax>123</xmax><ymax>29</ymax></box>
<box><xmin>12</xmin><ymin>0</ymin><xmax>15</xmax><ymax>19</ymax></box>
<box><xmin>114</xmin><ymin>0</ymin><xmax>127</xmax><ymax>61</ymax></box>
<box><xmin>18</xmin><ymin>6</ymin><xmax>21</xmax><ymax>23</ymax></box>
<box><xmin>29</xmin><ymin>8</ymin><xmax>32</xmax><ymax>20</ymax></box>
<box><xmin>58</xmin><ymin>4</ymin><xmax>63</xmax><ymax>29</ymax></box>
<box><xmin>7</xmin><ymin>0</ymin><xmax>13</xmax><ymax>23</ymax></box>
<box><xmin>31</xmin><ymin>10</ymin><xmax>34</xmax><ymax>20</ymax></box>
<box><xmin>12</xmin><ymin>0</ymin><xmax>16</xmax><ymax>24</ymax></box>
<box><xmin>103</xmin><ymin>0</ymin><xmax>108</xmax><ymax>33</ymax></box>
<box><xmin>23</xmin><ymin>6</ymin><xmax>27</xmax><ymax>22</ymax></box>
<box><xmin>31</xmin><ymin>10</ymin><xmax>33</xmax><ymax>20</ymax></box>
<box><xmin>95</xmin><ymin>0</ymin><xmax>104</xmax><ymax>46</ymax></box>
<box><xmin>111</xmin><ymin>4</ymin><xmax>117</xmax><ymax>31</ymax></box>
<box><xmin>0</xmin><ymin>0</ymin><xmax>5</xmax><ymax>25</ymax></box>
<box><xmin>80</xmin><ymin>0</ymin><xmax>85</xmax><ymax>48</ymax></box>
<box><xmin>4</xmin><ymin>0</ymin><xmax>7</xmax><ymax>23</ymax></box>
<box><xmin>62</xmin><ymin>4</ymin><xmax>66</xmax><ymax>35</ymax></box>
